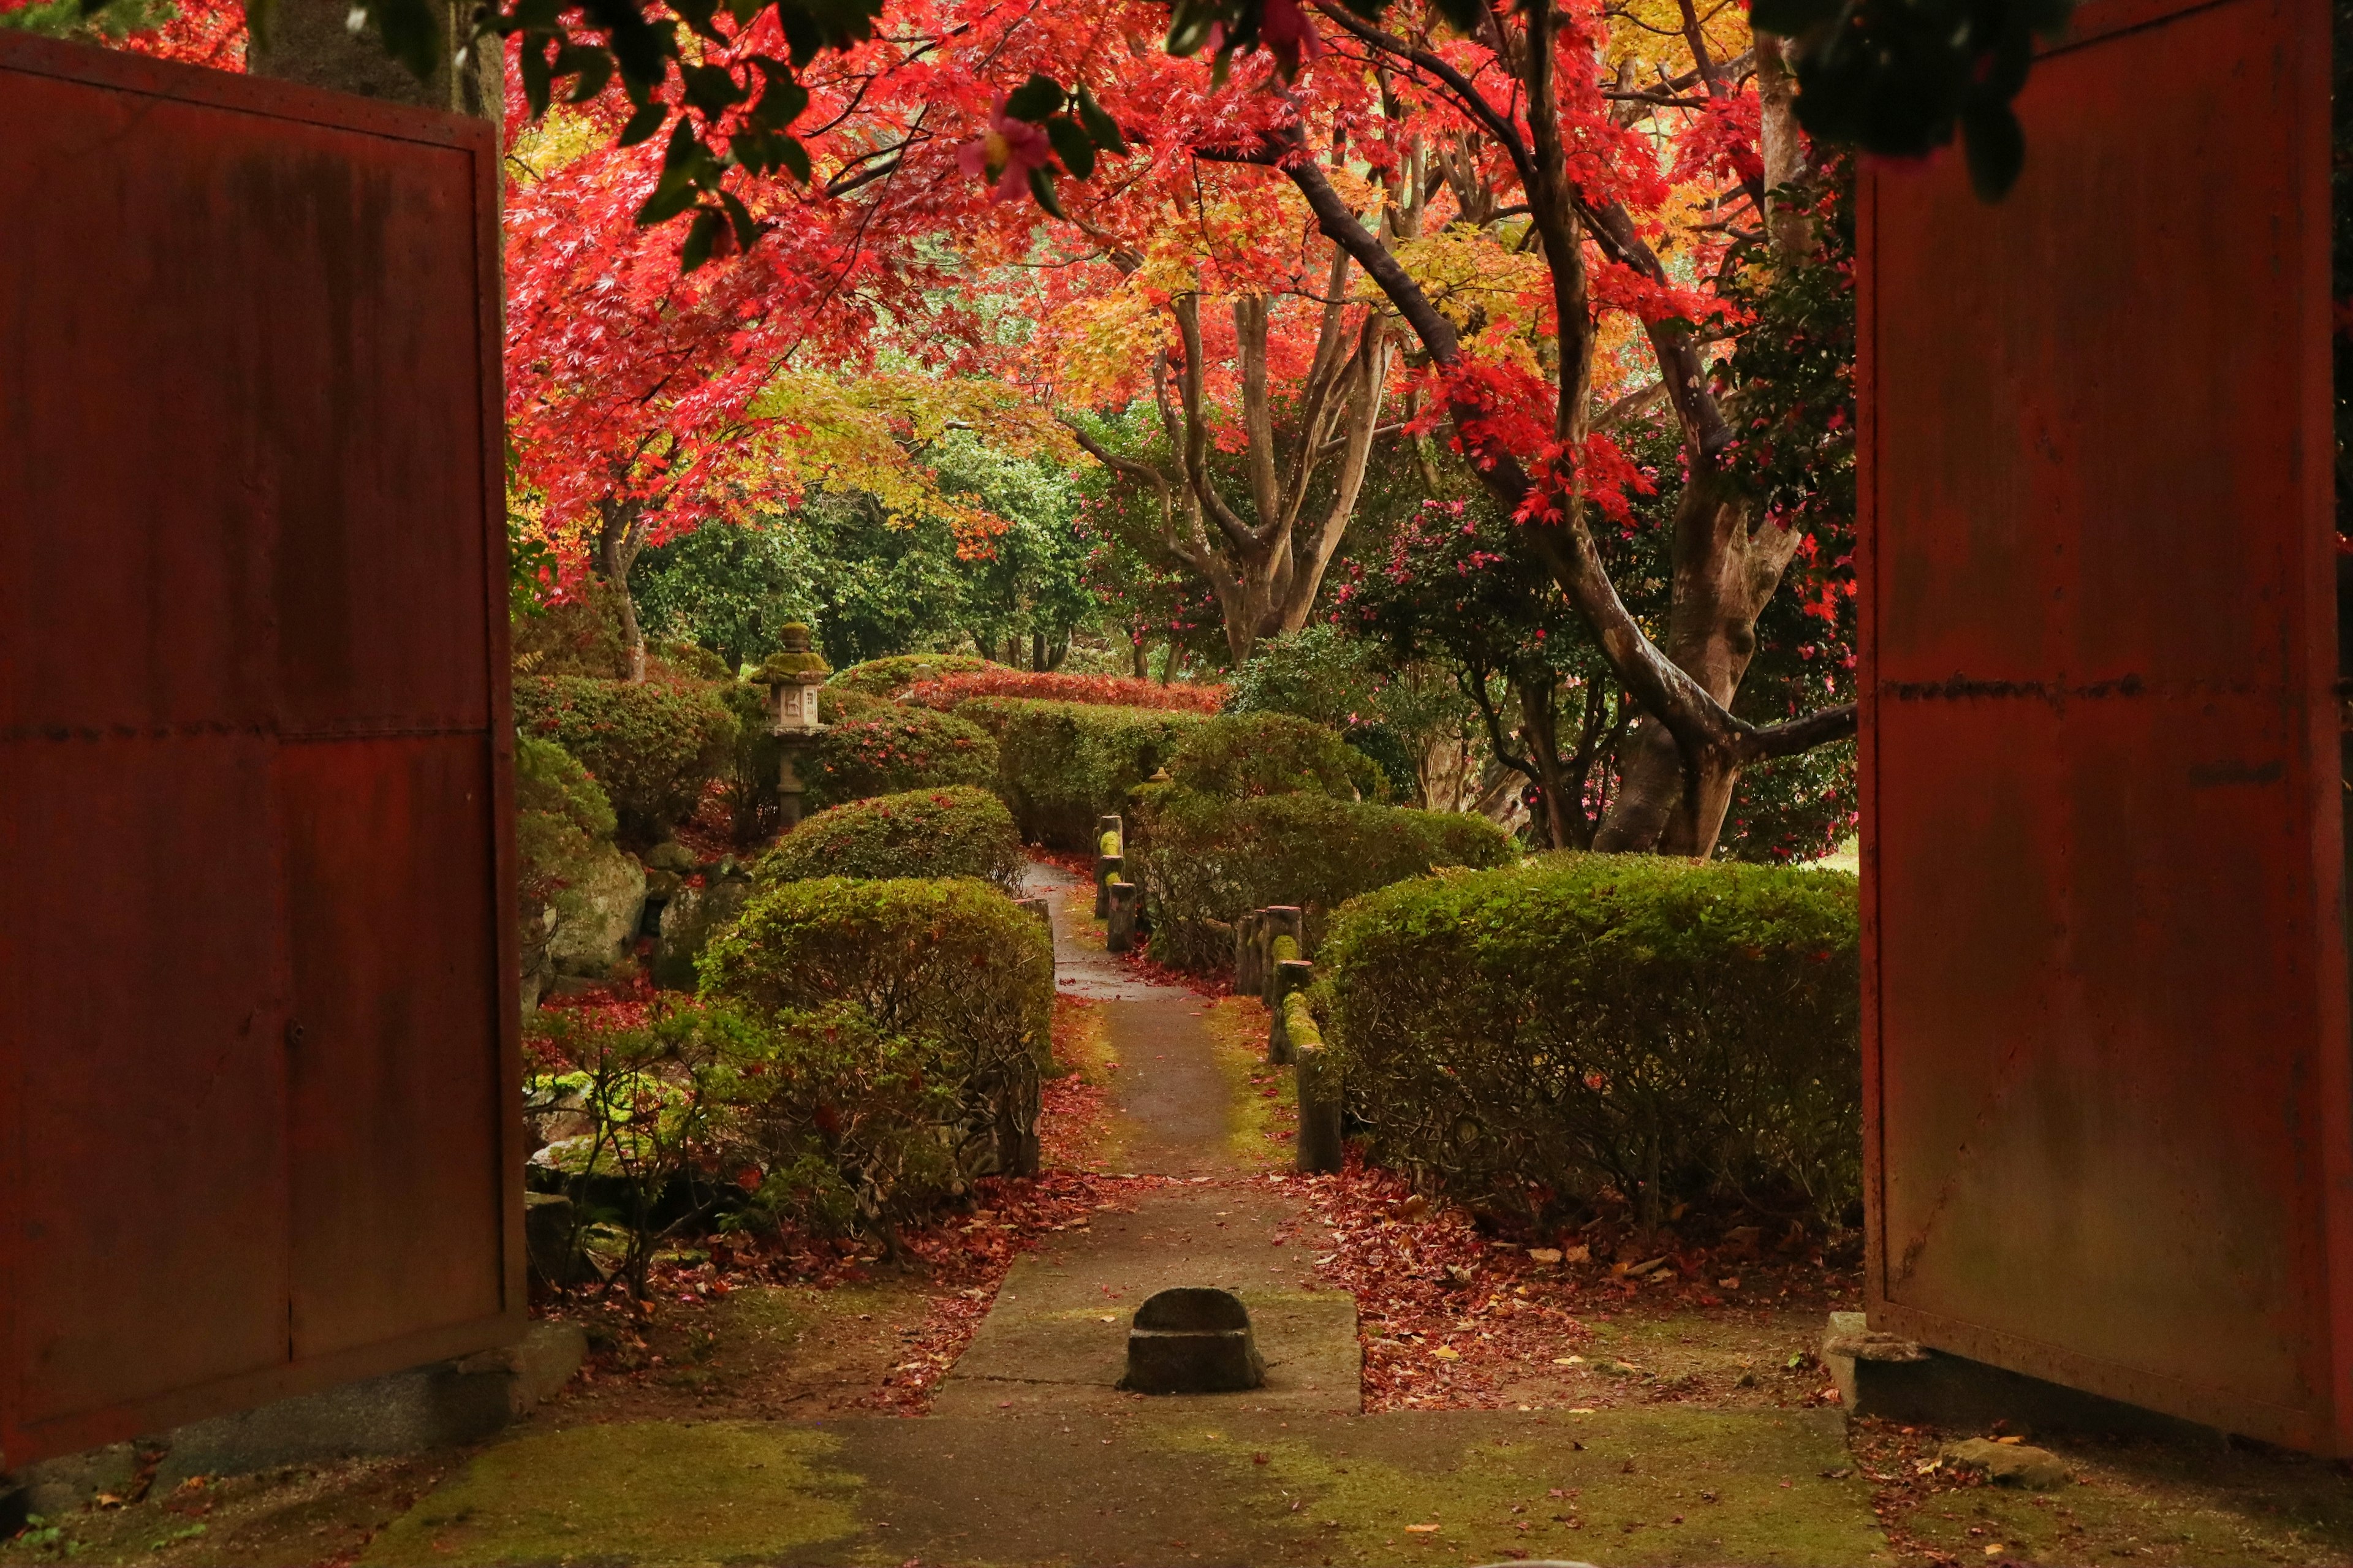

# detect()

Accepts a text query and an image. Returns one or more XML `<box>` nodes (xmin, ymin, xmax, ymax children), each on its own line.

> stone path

<box><xmin>956</xmin><ymin>862</ymin><xmax>1362</xmax><ymax>1415</ymax></box>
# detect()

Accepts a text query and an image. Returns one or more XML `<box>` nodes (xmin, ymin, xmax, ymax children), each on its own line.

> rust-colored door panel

<box><xmin>281</xmin><ymin>737</ymin><xmax>508</xmax><ymax>1360</ymax></box>
<box><xmin>1859</xmin><ymin>0</ymin><xmax>2347</xmax><ymax>1449</ymax></box>
<box><xmin>0</xmin><ymin>32</ymin><xmax>520</xmax><ymax>1469</ymax></box>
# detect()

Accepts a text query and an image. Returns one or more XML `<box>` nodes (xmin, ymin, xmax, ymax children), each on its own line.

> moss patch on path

<box><xmin>362</xmin><ymin>1422</ymin><xmax>862</xmax><ymax>1567</ymax></box>
<box><xmin>1143</xmin><ymin>1406</ymin><xmax>1888</xmax><ymax>1566</ymax></box>
<box><xmin>1202</xmin><ymin>995</ymin><xmax>1297</xmax><ymax>1170</ymax></box>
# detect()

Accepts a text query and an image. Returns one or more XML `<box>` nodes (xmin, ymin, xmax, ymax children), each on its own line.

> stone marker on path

<box><xmin>1106</xmin><ymin>881</ymin><xmax>1141</xmax><ymax>952</ymax></box>
<box><xmin>1119</xmin><ymin>1287</ymin><xmax>1264</xmax><ymax>1394</ymax></box>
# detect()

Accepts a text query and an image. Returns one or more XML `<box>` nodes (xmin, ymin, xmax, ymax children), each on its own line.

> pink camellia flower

<box><xmin>957</xmin><ymin>96</ymin><xmax>1055</xmax><ymax>201</ymax></box>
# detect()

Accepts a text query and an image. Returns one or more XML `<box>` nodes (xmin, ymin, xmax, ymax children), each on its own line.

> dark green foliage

<box><xmin>955</xmin><ymin>696</ymin><xmax>1206</xmax><ymax>847</ymax></box>
<box><xmin>1719</xmin><ymin>741</ymin><xmax>1859</xmax><ymax>866</ymax></box>
<box><xmin>757</xmin><ymin>786</ymin><xmax>1024</xmax><ymax>893</ymax></box>
<box><xmin>632</xmin><ymin>518</ymin><xmax>820</xmax><ymax>670</ymax></box>
<box><xmin>716</xmin><ymin>680</ymin><xmax>785</xmax><ymax>843</ymax></box>
<box><xmin>1322</xmin><ymin>855</ymin><xmax>1861</xmax><ymax>1230</ymax></box>
<box><xmin>700</xmin><ymin>877</ymin><xmax>1055</xmax><ymax>1175</ymax></box>
<box><xmin>514</xmin><ymin>675</ymin><xmax>738</xmax><ymax>844</ymax></box>
<box><xmin>515</xmin><ymin>734</ymin><xmax>619</xmax><ymax>920</ymax></box>
<box><xmin>523</xmin><ymin>998</ymin><xmax>983</xmax><ymax>1269</ymax></box>
<box><xmin>827</xmin><ymin>654</ymin><xmax>999</xmax><ymax>697</ymax></box>
<box><xmin>1129</xmin><ymin>785</ymin><xmax>1516</xmax><ymax>973</ymax></box>
<box><xmin>1170</xmin><ymin>712</ymin><xmax>1365</xmax><ymax>801</ymax></box>
<box><xmin>732</xmin><ymin>1004</ymin><xmax>972</xmax><ymax>1236</ymax></box>
<box><xmin>805</xmin><ymin>707</ymin><xmax>1001</xmax><ymax>810</ymax></box>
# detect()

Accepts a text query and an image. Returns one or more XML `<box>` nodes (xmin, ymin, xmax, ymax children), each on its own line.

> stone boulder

<box><xmin>545</xmin><ymin>843</ymin><xmax>646</xmax><ymax>977</ymax></box>
<box><xmin>651</xmin><ymin>875</ymin><xmax>752</xmax><ymax>991</ymax></box>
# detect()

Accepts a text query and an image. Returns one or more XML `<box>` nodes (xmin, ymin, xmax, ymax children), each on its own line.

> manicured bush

<box><xmin>827</xmin><ymin>653</ymin><xmax>998</xmax><ymax>698</ymax></box>
<box><xmin>757</xmin><ymin>786</ymin><xmax>1024</xmax><ymax>893</ymax></box>
<box><xmin>955</xmin><ymin>696</ymin><xmax>1207</xmax><ymax>847</ymax></box>
<box><xmin>1322</xmin><ymin>855</ymin><xmax>1862</xmax><ymax>1229</ymax></box>
<box><xmin>1169</xmin><ymin>712</ymin><xmax>1373</xmax><ymax>800</ymax></box>
<box><xmin>515</xmin><ymin>735</ymin><xmax>620</xmax><ymax>1000</ymax></box>
<box><xmin>1128</xmin><ymin>785</ymin><xmax>1515</xmax><ymax>972</ymax></box>
<box><xmin>908</xmin><ymin>668</ymin><xmax>1227</xmax><ymax>713</ymax></box>
<box><xmin>700</xmin><ymin>877</ymin><xmax>1055</xmax><ymax>1175</ymax></box>
<box><xmin>805</xmin><ymin>707</ymin><xmax>1001</xmax><ymax>810</ymax></box>
<box><xmin>514</xmin><ymin>675</ymin><xmax>737</xmax><ymax>844</ymax></box>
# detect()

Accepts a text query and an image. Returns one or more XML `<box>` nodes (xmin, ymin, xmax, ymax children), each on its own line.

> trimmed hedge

<box><xmin>756</xmin><ymin>786</ymin><xmax>1025</xmax><ymax>893</ymax></box>
<box><xmin>1129</xmin><ymin>785</ymin><xmax>1515</xmax><ymax>972</ymax></box>
<box><xmin>956</xmin><ymin>696</ymin><xmax>1207</xmax><ymax>847</ymax></box>
<box><xmin>1322</xmin><ymin>855</ymin><xmax>1862</xmax><ymax>1228</ymax></box>
<box><xmin>805</xmin><ymin>707</ymin><xmax>1000</xmax><ymax>810</ymax></box>
<box><xmin>1169</xmin><ymin>712</ymin><xmax>1370</xmax><ymax>800</ymax></box>
<box><xmin>909</xmin><ymin>668</ymin><xmax>1227</xmax><ymax>713</ymax></box>
<box><xmin>827</xmin><ymin>653</ymin><xmax>999</xmax><ymax>697</ymax></box>
<box><xmin>700</xmin><ymin>877</ymin><xmax>1054</xmax><ymax>1176</ymax></box>
<box><xmin>514</xmin><ymin>675</ymin><xmax>737</xmax><ymax>844</ymax></box>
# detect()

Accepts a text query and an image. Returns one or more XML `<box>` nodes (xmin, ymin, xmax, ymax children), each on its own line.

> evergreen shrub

<box><xmin>1129</xmin><ymin>786</ymin><xmax>1515</xmax><ymax>972</ymax></box>
<box><xmin>700</xmin><ymin>877</ymin><xmax>1054</xmax><ymax>1175</ymax></box>
<box><xmin>757</xmin><ymin>787</ymin><xmax>1024</xmax><ymax>893</ymax></box>
<box><xmin>515</xmin><ymin>735</ymin><xmax>618</xmax><ymax>952</ymax></box>
<box><xmin>827</xmin><ymin>653</ymin><xmax>998</xmax><ymax>697</ymax></box>
<box><xmin>525</xmin><ymin>998</ymin><xmax>989</xmax><ymax>1268</ymax></box>
<box><xmin>1169</xmin><ymin>712</ymin><xmax>1377</xmax><ymax>800</ymax></box>
<box><xmin>1322</xmin><ymin>855</ymin><xmax>1861</xmax><ymax>1229</ymax></box>
<box><xmin>956</xmin><ymin>696</ymin><xmax>1205</xmax><ymax>847</ymax></box>
<box><xmin>514</xmin><ymin>675</ymin><xmax>737</xmax><ymax>844</ymax></box>
<box><xmin>805</xmin><ymin>708</ymin><xmax>1000</xmax><ymax>809</ymax></box>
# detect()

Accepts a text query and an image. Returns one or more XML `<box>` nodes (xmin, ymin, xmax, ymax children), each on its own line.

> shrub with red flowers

<box><xmin>905</xmin><ymin>668</ymin><xmax>1227</xmax><ymax>714</ymax></box>
<box><xmin>805</xmin><ymin>708</ymin><xmax>1000</xmax><ymax>811</ymax></box>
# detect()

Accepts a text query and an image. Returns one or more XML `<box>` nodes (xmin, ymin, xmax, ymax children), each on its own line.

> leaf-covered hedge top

<box><xmin>1322</xmin><ymin>852</ymin><xmax>1860</xmax><ymax>980</ymax></box>
<box><xmin>512</xmin><ymin>673</ymin><xmax>738</xmax><ymax>838</ymax></box>
<box><xmin>699</xmin><ymin>875</ymin><xmax>1053</xmax><ymax>1051</ymax></box>
<box><xmin>827</xmin><ymin>653</ymin><xmax>1000</xmax><ymax>697</ymax></box>
<box><xmin>1169</xmin><ymin>712</ymin><xmax>1365</xmax><ymax>800</ymax></box>
<box><xmin>907</xmin><ymin>668</ymin><xmax>1227</xmax><ymax>713</ymax></box>
<box><xmin>755</xmin><ymin>786</ymin><xmax>1025</xmax><ymax>893</ymax></box>
<box><xmin>953</xmin><ymin>696</ymin><xmax>1208</xmax><ymax>846</ymax></box>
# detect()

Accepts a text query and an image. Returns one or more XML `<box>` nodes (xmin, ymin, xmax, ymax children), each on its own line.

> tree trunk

<box><xmin>1591</xmin><ymin>468</ymin><xmax>1805</xmax><ymax>853</ymax></box>
<box><xmin>1031</xmin><ymin>631</ymin><xmax>1047</xmax><ymax>672</ymax></box>
<box><xmin>596</xmin><ymin>498</ymin><xmax>651</xmax><ymax>683</ymax></box>
<box><xmin>1130</xmin><ymin>632</ymin><xmax>1149</xmax><ymax>679</ymax></box>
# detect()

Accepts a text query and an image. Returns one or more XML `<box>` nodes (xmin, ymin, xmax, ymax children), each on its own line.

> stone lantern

<box><xmin>758</xmin><ymin>623</ymin><xmax>830</xmax><ymax>830</ymax></box>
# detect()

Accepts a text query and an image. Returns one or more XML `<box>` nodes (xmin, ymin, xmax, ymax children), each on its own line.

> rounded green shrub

<box><xmin>956</xmin><ymin>696</ymin><xmax>1206</xmax><ymax>847</ymax></box>
<box><xmin>515</xmin><ymin>733</ymin><xmax>618</xmax><ymax>931</ymax></box>
<box><xmin>827</xmin><ymin>653</ymin><xmax>998</xmax><ymax>698</ymax></box>
<box><xmin>1322</xmin><ymin>855</ymin><xmax>1862</xmax><ymax>1229</ymax></box>
<box><xmin>1170</xmin><ymin>712</ymin><xmax>1369</xmax><ymax>800</ymax></box>
<box><xmin>514</xmin><ymin>675</ymin><xmax>737</xmax><ymax>844</ymax></box>
<box><xmin>1129</xmin><ymin>786</ymin><xmax>1515</xmax><ymax>972</ymax></box>
<box><xmin>757</xmin><ymin>787</ymin><xmax>1024</xmax><ymax>893</ymax></box>
<box><xmin>805</xmin><ymin>708</ymin><xmax>1000</xmax><ymax>809</ymax></box>
<box><xmin>699</xmin><ymin>877</ymin><xmax>1055</xmax><ymax>1176</ymax></box>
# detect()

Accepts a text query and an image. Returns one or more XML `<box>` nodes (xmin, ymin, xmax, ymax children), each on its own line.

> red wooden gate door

<box><xmin>0</xmin><ymin>34</ymin><xmax>521</xmax><ymax>1469</ymax></box>
<box><xmin>1859</xmin><ymin>0</ymin><xmax>2346</xmax><ymax>1449</ymax></box>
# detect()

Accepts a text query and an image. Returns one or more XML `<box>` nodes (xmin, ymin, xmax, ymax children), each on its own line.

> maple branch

<box><xmin>1306</xmin><ymin>0</ymin><xmax>1537</xmax><ymax>194</ymax></box>
<box><xmin>1167</xmin><ymin>298</ymin><xmax>1261</xmax><ymax>557</ymax></box>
